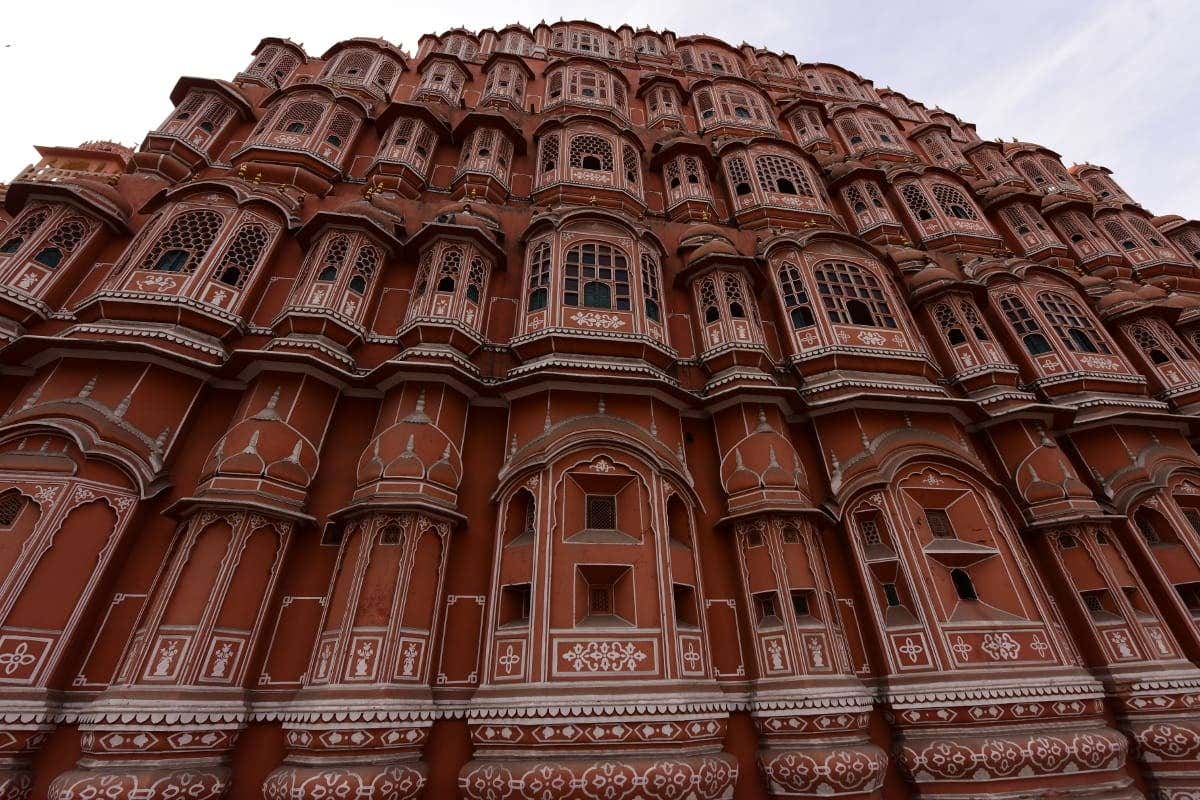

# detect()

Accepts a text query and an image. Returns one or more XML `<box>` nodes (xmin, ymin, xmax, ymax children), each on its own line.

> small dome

<box><xmin>908</xmin><ymin>266</ymin><xmax>957</xmax><ymax>290</ymax></box>
<box><xmin>433</xmin><ymin>200</ymin><xmax>501</xmax><ymax>232</ymax></box>
<box><xmin>336</xmin><ymin>195</ymin><xmax>403</xmax><ymax>231</ymax></box>
<box><xmin>73</xmin><ymin>178</ymin><xmax>134</xmax><ymax>219</ymax></box>
<box><xmin>685</xmin><ymin>236</ymin><xmax>740</xmax><ymax>267</ymax></box>
<box><xmin>1135</xmin><ymin>283</ymin><xmax>1167</xmax><ymax>301</ymax></box>
<box><xmin>884</xmin><ymin>244</ymin><xmax>927</xmax><ymax>265</ymax></box>
<box><xmin>1078</xmin><ymin>275</ymin><xmax>1108</xmax><ymax>290</ymax></box>
<box><xmin>1096</xmin><ymin>289</ymin><xmax>1141</xmax><ymax>313</ymax></box>
<box><xmin>678</xmin><ymin>224</ymin><xmax>734</xmax><ymax>251</ymax></box>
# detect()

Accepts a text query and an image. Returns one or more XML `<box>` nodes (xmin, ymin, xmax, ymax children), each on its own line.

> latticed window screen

<box><xmin>35</xmin><ymin>215</ymin><xmax>93</xmax><ymax>268</ymax></box>
<box><xmin>0</xmin><ymin>490</ymin><xmax>23</xmax><ymax>527</ymax></box>
<box><xmin>813</xmin><ymin>261</ymin><xmax>897</xmax><ymax>328</ymax></box>
<box><xmin>1182</xmin><ymin>508</ymin><xmax>1200</xmax><ymax>535</ymax></box>
<box><xmin>864</xmin><ymin>114</ymin><xmax>902</xmax><ymax>147</ymax></box>
<box><xmin>585</xmin><ymin>494</ymin><xmax>617</xmax><ymax>529</ymax></box>
<box><xmin>332</xmin><ymin>50</ymin><xmax>372</xmax><ymax>81</ymax></box>
<box><xmin>901</xmin><ymin>183</ymin><xmax>936</xmax><ymax>221</ymax></box>
<box><xmin>718</xmin><ymin>89</ymin><xmax>767</xmax><ymax>124</ymax></box>
<box><xmin>273</xmin><ymin>100</ymin><xmax>324</xmax><ymax>134</ymax></box>
<box><xmin>465</xmin><ymin>257</ymin><xmax>487</xmax><ymax>304</ymax></box>
<box><xmin>790</xmin><ymin>108</ymin><xmax>826</xmax><ymax>145</ymax></box>
<box><xmin>933</xmin><ymin>302</ymin><xmax>965</xmax><ymax>344</ymax></box>
<box><xmin>837</xmin><ymin>116</ymin><xmax>864</xmax><ymax>146</ymax></box>
<box><xmin>998</xmin><ymin>293</ymin><xmax>1052</xmax><ymax>355</ymax></box>
<box><xmin>1036</xmin><ymin>292</ymin><xmax>1111</xmax><ymax>354</ymax></box>
<box><xmin>1136</xmin><ymin>515</ymin><xmax>1162</xmax><ymax>545</ymax></box>
<box><xmin>622</xmin><ymin>144</ymin><xmax>640</xmax><ymax>186</ymax></box>
<box><xmin>753</xmin><ymin>154</ymin><xmax>815</xmax><ymax>196</ymax></box>
<box><xmin>140</xmin><ymin>210</ymin><xmax>224</xmax><ymax>273</ymax></box>
<box><xmin>1104</xmin><ymin>219</ymin><xmax>1137</xmax><ymax>251</ymax></box>
<box><xmin>694</xmin><ymin>89</ymin><xmax>715</xmax><ymax>120</ymax></box>
<box><xmin>1</xmin><ymin>206</ymin><xmax>51</xmax><ymax>255</ymax></box>
<box><xmin>931</xmin><ymin>184</ymin><xmax>979</xmax><ymax>220</ymax></box>
<box><xmin>348</xmin><ymin>244</ymin><xmax>379</xmax><ymax>294</ymax></box>
<box><xmin>568</xmin><ymin>135</ymin><xmax>613</xmax><ymax>171</ymax></box>
<box><xmin>958</xmin><ymin>300</ymin><xmax>990</xmax><ymax>340</ymax></box>
<box><xmin>1130</xmin><ymin>216</ymin><xmax>1168</xmax><ymax>248</ymax></box>
<box><xmin>538</xmin><ymin>134</ymin><xmax>559</xmax><ymax>175</ymax></box>
<box><xmin>924</xmin><ymin>509</ymin><xmax>955</xmax><ymax>539</ymax></box>
<box><xmin>640</xmin><ymin>253</ymin><xmax>662</xmax><ymax>322</ymax></box>
<box><xmin>589</xmin><ymin>584</ymin><xmax>613</xmax><ymax>615</ymax></box>
<box><xmin>1179</xmin><ymin>230</ymin><xmax>1200</xmax><ymax>262</ymax></box>
<box><xmin>699</xmin><ymin>276</ymin><xmax>720</xmax><ymax>323</ymax></box>
<box><xmin>563</xmin><ymin>242</ymin><xmax>629</xmax><ymax>310</ymax></box>
<box><xmin>435</xmin><ymin>247</ymin><xmax>464</xmax><ymax>292</ymax></box>
<box><xmin>778</xmin><ymin>262</ymin><xmax>814</xmax><ymax>329</ymax></box>
<box><xmin>859</xmin><ymin>515</ymin><xmax>883</xmax><ymax>546</ymax></box>
<box><xmin>318</xmin><ymin>235</ymin><xmax>350</xmax><ymax>281</ymax></box>
<box><xmin>214</xmin><ymin>223</ymin><xmax>270</xmax><ymax>287</ymax></box>
<box><xmin>725</xmin><ymin>157</ymin><xmax>752</xmax><ymax>195</ymax></box>
<box><xmin>527</xmin><ymin>242</ymin><xmax>551</xmax><ymax>310</ymax></box>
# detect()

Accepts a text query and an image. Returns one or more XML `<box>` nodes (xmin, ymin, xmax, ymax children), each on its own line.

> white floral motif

<box><xmin>153</xmin><ymin>641</ymin><xmax>179</xmax><ymax>676</ymax></box>
<box><xmin>136</xmin><ymin>274</ymin><xmax>178</xmax><ymax>292</ymax></box>
<box><xmin>856</xmin><ymin>330</ymin><xmax>886</xmax><ymax>346</ymax></box>
<box><xmin>589</xmin><ymin>458</ymin><xmax>616</xmax><ymax>473</ymax></box>
<box><xmin>981</xmin><ymin>632</ymin><xmax>1021</xmax><ymax>661</ymax></box>
<box><xmin>32</xmin><ymin>485</ymin><xmax>59</xmax><ymax>504</ymax></box>
<box><xmin>209</xmin><ymin>642</ymin><xmax>235</xmax><ymax>677</ymax></box>
<box><xmin>0</xmin><ymin>641</ymin><xmax>38</xmax><ymax>675</ymax></box>
<box><xmin>570</xmin><ymin>311</ymin><xmax>625</xmax><ymax>329</ymax></box>
<box><xmin>561</xmin><ymin>641</ymin><xmax>646</xmax><ymax>672</ymax></box>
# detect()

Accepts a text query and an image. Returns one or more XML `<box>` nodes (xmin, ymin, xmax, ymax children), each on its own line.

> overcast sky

<box><xmin>1</xmin><ymin>0</ymin><xmax>1195</xmax><ymax>218</ymax></box>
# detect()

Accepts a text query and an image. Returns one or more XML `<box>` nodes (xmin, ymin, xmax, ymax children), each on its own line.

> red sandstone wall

<box><xmin>0</xmin><ymin>20</ymin><xmax>1197</xmax><ymax>800</ymax></box>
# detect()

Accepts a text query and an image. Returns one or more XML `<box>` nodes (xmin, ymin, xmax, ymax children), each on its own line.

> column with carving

<box><xmin>263</xmin><ymin>380</ymin><xmax>466</xmax><ymax>800</ymax></box>
<box><xmin>50</xmin><ymin>374</ymin><xmax>338</xmax><ymax>800</ymax></box>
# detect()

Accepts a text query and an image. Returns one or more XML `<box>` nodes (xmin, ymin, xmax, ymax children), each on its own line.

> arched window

<box><xmin>568</xmin><ymin>135</ymin><xmax>613</xmax><ymax>171</ymax></box>
<box><xmin>950</xmin><ymin>568</ymin><xmax>978</xmax><ymax>601</ymax></box>
<box><xmin>465</xmin><ymin>256</ymin><xmax>486</xmax><ymax>304</ymax></box>
<box><xmin>435</xmin><ymin>247</ymin><xmax>463</xmax><ymax>293</ymax></box>
<box><xmin>901</xmin><ymin>183</ymin><xmax>935</xmax><ymax>221</ymax></box>
<box><xmin>959</xmin><ymin>300</ymin><xmax>991</xmax><ymax>341</ymax></box>
<box><xmin>539</xmin><ymin>134</ymin><xmax>560</xmax><ymax>175</ymax></box>
<box><xmin>640</xmin><ymin>252</ymin><xmax>662</xmax><ymax>323</ymax></box>
<box><xmin>726</xmin><ymin>157</ymin><xmax>753</xmax><ymax>197</ymax></box>
<box><xmin>622</xmin><ymin>144</ymin><xmax>641</xmax><ymax>187</ymax></box>
<box><xmin>348</xmin><ymin>245</ymin><xmax>378</xmax><ymax>295</ymax></box>
<box><xmin>30</xmin><ymin>215</ymin><xmax>90</xmax><ymax>269</ymax></box>
<box><xmin>0</xmin><ymin>207</ymin><xmax>51</xmax><ymax>256</ymax></box>
<box><xmin>1130</xmin><ymin>324</ymin><xmax>1174</xmax><ymax>365</ymax></box>
<box><xmin>933</xmin><ymin>303</ymin><xmax>967</xmax><ymax>345</ymax></box>
<box><xmin>139</xmin><ymin>210</ymin><xmax>224</xmax><ymax>274</ymax></box>
<box><xmin>482</xmin><ymin>62</ymin><xmax>525</xmax><ymax>106</ymax></box>
<box><xmin>778</xmin><ymin>262</ymin><xmax>814</xmax><ymax>329</ymax></box>
<box><xmin>318</xmin><ymin>235</ymin><xmax>349</xmax><ymax>282</ymax></box>
<box><xmin>931</xmin><ymin>183</ymin><xmax>979</xmax><ymax>220</ymax></box>
<box><xmin>273</xmin><ymin>100</ymin><xmax>324</xmax><ymax>136</ymax></box>
<box><xmin>789</xmin><ymin>107</ymin><xmax>828</xmax><ymax>147</ymax></box>
<box><xmin>753</xmin><ymin>154</ymin><xmax>814</xmax><ymax>196</ymax></box>
<box><xmin>813</xmin><ymin>261</ymin><xmax>897</xmax><ymax>328</ymax></box>
<box><xmin>1036</xmin><ymin>292</ymin><xmax>1111</xmax><ymax>355</ymax></box>
<box><xmin>564</xmin><ymin>242</ymin><xmax>629</xmax><ymax>311</ymax></box>
<box><xmin>527</xmin><ymin>241</ymin><xmax>551</xmax><ymax>311</ymax></box>
<box><xmin>213</xmin><ymin>223</ymin><xmax>269</xmax><ymax>288</ymax></box>
<box><xmin>998</xmin><ymin>293</ymin><xmax>1052</xmax><ymax>355</ymax></box>
<box><xmin>0</xmin><ymin>489</ymin><xmax>24</xmax><ymax>528</ymax></box>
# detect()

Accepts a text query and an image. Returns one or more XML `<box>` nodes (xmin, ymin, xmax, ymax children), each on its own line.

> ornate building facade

<box><xmin>0</xmin><ymin>20</ymin><xmax>1198</xmax><ymax>800</ymax></box>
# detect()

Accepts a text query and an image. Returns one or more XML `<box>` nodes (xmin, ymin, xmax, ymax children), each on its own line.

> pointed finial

<box><xmin>598</xmin><ymin>397</ymin><xmax>606</xmax><ymax>414</ymax></box>
<box><xmin>79</xmin><ymin>376</ymin><xmax>97</xmax><ymax>399</ymax></box>
<box><xmin>114</xmin><ymin>390</ymin><xmax>132</xmax><ymax>419</ymax></box>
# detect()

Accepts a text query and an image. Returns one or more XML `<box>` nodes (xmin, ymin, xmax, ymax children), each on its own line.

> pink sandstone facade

<box><xmin>0</xmin><ymin>20</ymin><xmax>1198</xmax><ymax>800</ymax></box>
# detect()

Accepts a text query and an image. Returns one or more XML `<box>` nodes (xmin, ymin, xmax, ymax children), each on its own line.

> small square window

<box><xmin>924</xmin><ymin>509</ymin><xmax>954</xmax><ymax>539</ymax></box>
<box><xmin>585</xmin><ymin>495</ymin><xmax>616</xmax><ymax>530</ymax></box>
